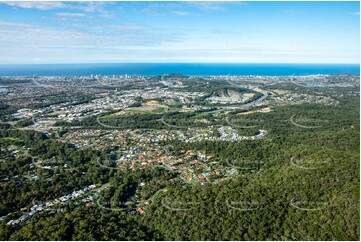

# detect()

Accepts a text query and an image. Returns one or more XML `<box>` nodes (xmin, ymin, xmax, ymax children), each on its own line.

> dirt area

<box><xmin>207</xmin><ymin>89</ymin><xmax>248</xmax><ymax>103</ymax></box>
<box><xmin>145</xmin><ymin>100</ymin><xmax>161</xmax><ymax>106</ymax></box>
<box><xmin>243</xmin><ymin>93</ymin><xmax>255</xmax><ymax>98</ymax></box>
<box><xmin>116</xmin><ymin>100</ymin><xmax>169</xmax><ymax>115</ymax></box>
<box><xmin>195</xmin><ymin>118</ymin><xmax>210</xmax><ymax>123</ymax></box>
<box><xmin>237</xmin><ymin>107</ymin><xmax>271</xmax><ymax>115</ymax></box>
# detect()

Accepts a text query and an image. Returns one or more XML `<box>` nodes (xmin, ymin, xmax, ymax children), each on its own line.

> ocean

<box><xmin>0</xmin><ymin>63</ymin><xmax>359</xmax><ymax>76</ymax></box>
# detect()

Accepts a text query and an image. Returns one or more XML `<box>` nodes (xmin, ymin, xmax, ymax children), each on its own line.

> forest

<box><xmin>0</xmin><ymin>86</ymin><xmax>359</xmax><ymax>240</ymax></box>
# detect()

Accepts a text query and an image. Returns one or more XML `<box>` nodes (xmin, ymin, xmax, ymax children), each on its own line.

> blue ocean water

<box><xmin>0</xmin><ymin>63</ymin><xmax>359</xmax><ymax>76</ymax></box>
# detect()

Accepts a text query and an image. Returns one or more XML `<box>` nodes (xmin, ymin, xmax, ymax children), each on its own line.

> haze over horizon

<box><xmin>0</xmin><ymin>1</ymin><xmax>359</xmax><ymax>64</ymax></box>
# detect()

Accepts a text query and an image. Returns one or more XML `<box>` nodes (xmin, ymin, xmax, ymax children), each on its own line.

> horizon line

<box><xmin>0</xmin><ymin>62</ymin><xmax>359</xmax><ymax>65</ymax></box>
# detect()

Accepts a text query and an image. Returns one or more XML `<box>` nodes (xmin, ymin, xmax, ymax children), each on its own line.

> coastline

<box><xmin>0</xmin><ymin>63</ymin><xmax>359</xmax><ymax>77</ymax></box>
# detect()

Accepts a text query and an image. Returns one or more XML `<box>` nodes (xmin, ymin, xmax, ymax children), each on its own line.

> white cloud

<box><xmin>139</xmin><ymin>2</ymin><xmax>245</xmax><ymax>17</ymax></box>
<box><xmin>186</xmin><ymin>2</ymin><xmax>246</xmax><ymax>12</ymax></box>
<box><xmin>110</xmin><ymin>23</ymin><xmax>144</xmax><ymax>30</ymax></box>
<box><xmin>187</xmin><ymin>2</ymin><xmax>226</xmax><ymax>11</ymax></box>
<box><xmin>141</xmin><ymin>2</ymin><xmax>181</xmax><ymax>16</ymax></box>
<box><xmin>1</xmin><ymin>1</ymin><xmax>105</xmax><ymax>13</ymax></box>
<box><xmin>0</xmin><ymin>18</ymin><xmax>356</xmax><ymax>64</ymax></box>
<box><xmin>0</xmin><ymin>20</ymin><xmax>184</xmax><ymax>52</ymax></box>
<box><xmin>172</xmin><ymin>11</ymin><xmax>189</xmax><ymax>16</ymax></box>
<box><xmin>2</xmin><ymin>1</ymin><xmax>66</xmax><ymax>10</ymax></box>
<box><xmin>77</xmin><ymin>2</ymin><xmax>105</xmax><ymax>13</ymax></box>
<box><xmin>0</xmin><ymin>2</ymin><xmax>357</xmax><ymax>64</ymax></box>
<box><xmin>55</xmin><ymin>12</ymin><xmax>86</xmax><ymax>17</ymax></box>
<box><xmin>0</xmin><ymin>20</ymin><xmax>32</xmax><ymax>28</ymax></box>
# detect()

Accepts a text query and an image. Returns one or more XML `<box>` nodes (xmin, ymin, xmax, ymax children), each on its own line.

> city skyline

<box><xmin>0</xmin><ymin>1</ymin><xmax>359</xmax><ymax>64</ymax></box>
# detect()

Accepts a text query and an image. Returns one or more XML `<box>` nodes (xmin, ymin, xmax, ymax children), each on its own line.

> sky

<box><xmin>0</xmin><ymin>1</ymin><xmax>359</xmax><ymax>64</ymax></box>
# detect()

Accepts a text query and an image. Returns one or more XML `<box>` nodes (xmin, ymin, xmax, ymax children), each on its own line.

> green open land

<box><xmin>0</xmin><ymin>74</ymin><xmax>359</xmax><ymax>240</ymax></box>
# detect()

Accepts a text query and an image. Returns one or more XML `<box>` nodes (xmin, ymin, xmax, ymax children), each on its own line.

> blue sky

<box><xmin>0</xmin><ymin>1</ymin><xmax>359</xmax><ymax>64</ymax></box>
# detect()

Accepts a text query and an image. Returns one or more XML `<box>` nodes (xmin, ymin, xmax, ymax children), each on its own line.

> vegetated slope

<box><xmin>140</xmin><ymin>100</ymin><xmax>360</xmax><ymax>240</ymax></box>
<box><xmin>1</xmin><ymin>97</ymin><xmax>359</xmax><ymax>241</ymax></box>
